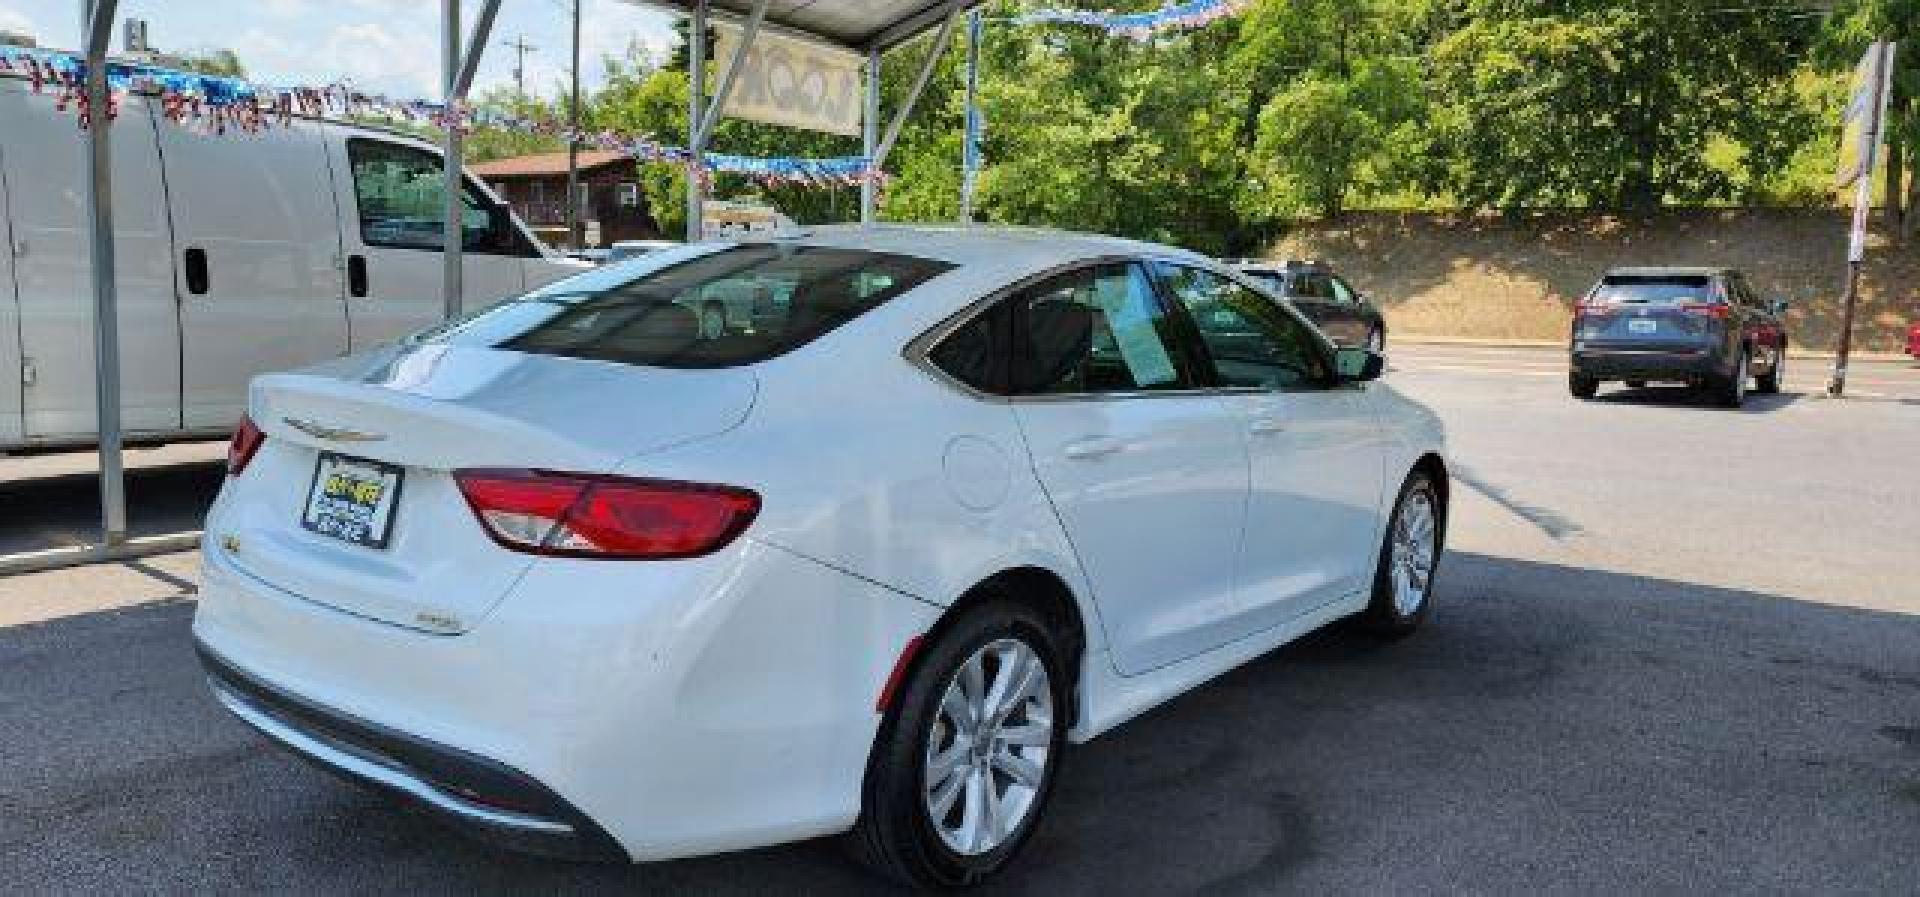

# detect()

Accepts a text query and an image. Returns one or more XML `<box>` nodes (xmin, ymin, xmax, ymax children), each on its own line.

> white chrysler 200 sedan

<box><xmin>193</xmin><ymin>225</ymin><xmax>1447</xmax><ymax>888</ymax></box>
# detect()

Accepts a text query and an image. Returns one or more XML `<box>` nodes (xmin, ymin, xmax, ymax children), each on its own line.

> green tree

<box><xmin>1424</xmin><ymin>1</ymin><xmax>1813</xmax><ymax>210</ymax></box>
<box><xmin>178</xmin><ymin>48</ymin><xmax>245</xmax><ymax>78</ymax></box>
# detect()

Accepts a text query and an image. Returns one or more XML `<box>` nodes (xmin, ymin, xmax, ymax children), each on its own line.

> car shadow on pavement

<box><xmin>1593</xmin><ymin>385</ymin><xmax>1805</xmax><ymax>414</ymax></box>
<box><xmin>1</xmin><ymin>553</ymin><xmax>1916</xmax><ymax>894</ymax></box>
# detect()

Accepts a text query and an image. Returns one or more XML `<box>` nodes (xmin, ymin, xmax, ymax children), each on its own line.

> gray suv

<box><xmin>1227</xmin><ymin>259</ymin><xmax>1387</xmax><ymax>351</ymax></box>
<box><xmin>1569</xmin><ymin>267</ymin><xmax>1789</xmax><ymax>408</ymax></box>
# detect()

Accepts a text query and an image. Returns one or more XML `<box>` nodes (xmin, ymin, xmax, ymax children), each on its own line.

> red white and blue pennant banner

<box><xmin>0</xmin><ymin>44</ymin><xmax>878</xmax><ymax>189</ymax></box>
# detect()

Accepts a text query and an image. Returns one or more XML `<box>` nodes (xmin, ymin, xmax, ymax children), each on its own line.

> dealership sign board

<box><xmin>1835</xmin><ymin>41</ymin><xmax>1895</xmax><ymax>191</ymax></box>
<box><xmin>712</xmin><ymin>23</ymin><xmax>863</xmax><ymax>137</ymax></box>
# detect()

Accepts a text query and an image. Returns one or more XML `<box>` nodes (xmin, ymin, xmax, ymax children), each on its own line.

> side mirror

<box><xmin>1335</xmin><ymin>346</ymin><xmax>1385</xmax><ymax>383</ymax></box>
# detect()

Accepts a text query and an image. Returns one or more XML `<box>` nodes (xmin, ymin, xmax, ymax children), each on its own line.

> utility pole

<box><xmin>504</xmin><ymin>35</ymin><xmax>537</xmax><ymax>97</ymax></box>
<box><xmin>564</xmin><ymin>0</ymin><xmax>582</xmax><ymax>250</ymax></box>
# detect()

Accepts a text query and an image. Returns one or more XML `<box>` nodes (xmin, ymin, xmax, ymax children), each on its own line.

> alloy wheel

<box><xmin>923</xmin><ymin>638</ymin><xmax>1054</xmax><ymax>856</ymax></box>
<box><xmin>1389</xmin><ymin>488</ymin><xmax>1438</xmax><ymax>616</ymax></box>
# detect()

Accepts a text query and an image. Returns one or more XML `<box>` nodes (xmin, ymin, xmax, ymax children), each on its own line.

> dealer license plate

<box><xmin>1627</xmin><ymin>318</ymin><xmax>1658</xmax><ymax>334</ymax></box>
<box><xmin>301</xmin><ymin>453</ymin><xmax>403</xmax><ymax>549</ymax></box>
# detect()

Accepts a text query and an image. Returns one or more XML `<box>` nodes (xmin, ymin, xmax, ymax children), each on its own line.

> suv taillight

<box><xmin>452</xmin><ymin>468</ymin><xmax>759</xmax><ymax>559</ymax></box>
<box><xmin>1678</xmin><ymin>302</ymin><xmax>1731</xmax><ymax>320</ymax></box>
<box><xmin>1576</xmin><ymin>300</ymin><xmax>1614</xmax><ymax>319</ymax></box>
<box><xmin>227</xmin><ymin>415</ymin><xmax>265</xmax><ymax>476</ymax></box>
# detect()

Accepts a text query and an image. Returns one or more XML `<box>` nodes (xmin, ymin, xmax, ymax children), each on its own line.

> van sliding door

<box><xmin>0</xmin><ymin>83</ymin><xmax>182</xmax><ymax>441</ymax></box>
<box><xmin>156</xmin><ymin>115</ymin><xmax>350</xmax><ymax>430</ymax></box>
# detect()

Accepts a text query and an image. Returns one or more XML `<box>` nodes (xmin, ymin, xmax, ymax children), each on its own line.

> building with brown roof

<box><xmin>472</xmin><ymin>150</ymin><xmax>660</xmax><ymax>249</ymax></box>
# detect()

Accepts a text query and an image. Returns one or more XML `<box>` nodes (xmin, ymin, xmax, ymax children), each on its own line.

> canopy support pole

<box><xmin>861</xmin><ymin>48</ymin><xmax>880</xmax><ymax>224</ymax></box>
<box><xmin>81</xmin><ymin>0</ymin><xmax>124</xmax><ymax>547</ymax></box>
<box><xmin>871</xmin><ymin>2</ymin><xmax>961</xmax><ymax>172</ymax></box>
<box><xmin>441</xmin><ymin>0</ymin><xmax>503</xmax><ymax>322</ymax></box>
<box><xmin>693</xmin><ymin>0</ymin><xmax>768</xmax><ymax>152</ymax></box>
<box><xmin>686</xmin><ymin>0</ymin><xmax>709</xmax><ymax>241</ymax></box>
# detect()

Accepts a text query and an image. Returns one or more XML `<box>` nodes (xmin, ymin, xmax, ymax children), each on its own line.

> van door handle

<box><xmin>347</xmin><ymin>254</ymin><xmax>368</xmax><ymax>298</ymax></box>
<box><xmin>183</xmin><ymin>247</ymin><xmax>209</xmax><ymax>295</ymax></box>
<box><xmin>1063</xmin><ymin>436</ymin><xmax>1123</xmax><ymax>460</ymax></box>
<box><xmin>1249</xmin><ymin>418</ymin><xmax>1288</xmax><ymax>436</ymax></box>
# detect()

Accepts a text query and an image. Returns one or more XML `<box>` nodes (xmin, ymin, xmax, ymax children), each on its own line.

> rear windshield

<box><xmin>1592</xmin><ymin>275</ymin><xmax>1717</xmax><ymax>305</ymax></box>
<box><xmin>419</xmin><ymin>245</ymin><xmax>953</xmax><ymax>369</ymax></box>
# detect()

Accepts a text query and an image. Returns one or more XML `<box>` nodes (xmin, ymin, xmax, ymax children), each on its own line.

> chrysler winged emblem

<box><xmin>282</xmin><ymin>417</ymin><xmax>386</xmax><ymax>443</ymax></box>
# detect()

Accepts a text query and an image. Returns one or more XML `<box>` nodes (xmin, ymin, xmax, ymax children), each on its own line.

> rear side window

<box><xmin>1009</xmin><ymin>264</ymin><xmax>1195</xmax><ymax>395</ymax></box>
<box><xmin>1593</xmin><ymin>276</ymin><xmax>1717</xmax><ymax>305</ymax></box>
<box><xmin>430</xmin><ymin>245</ymin><xmax>952</xmax><ymax>369</ymax></box>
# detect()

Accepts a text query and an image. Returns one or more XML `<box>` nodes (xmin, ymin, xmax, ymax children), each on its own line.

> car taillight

<box><xmin>1678</xmin><ymin>302</ymin><xmax>1731</xmax><ymax>319</ymax></box>
<box><xmin>227</xmin><ymin>415</ymin><xmax>265</xmax><ymax>476</ymax></box>
<box><xmin>1576</xmin><ymin>301</ymin><xmax>1614</xmax><ymax>319</ymax></box>
<box><xmin>452</xmin><ymin>468</ymin><xmax>759</xmax><ymax>559</ymax></box>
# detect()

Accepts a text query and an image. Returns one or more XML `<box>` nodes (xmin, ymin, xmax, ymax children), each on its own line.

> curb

<box><xmin>1392</xmin><ymin>335</ymin><xmax>1912</xmax><ymax>363</ymax></box>
<box><xmin>0</xmin><ymin>532</ymin><xmax>202</xmax><ymax>578</ymax></box>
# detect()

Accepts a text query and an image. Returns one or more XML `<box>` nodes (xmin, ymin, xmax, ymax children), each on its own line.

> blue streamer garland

<box><xmin>1012</xmin><ymin>0</ymin><xmax>1253</xmax><ymax>39</ymax></box>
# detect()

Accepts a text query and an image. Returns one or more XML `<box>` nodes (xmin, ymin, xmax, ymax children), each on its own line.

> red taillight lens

<box><xmin>227</xmin><ymin>415</ymin><xmax>266</xmax><ymax>476</ymax></box>
<box><xmin>1576</xmin><ymin>301</ymin><xmax>1614</xmax><ymax>319</ymax></box>
<box><xmin>452</xmin><ymin>468</ymin><xmax>759</xmax><ymax>559</ymax></box>
<box><xmin>1679</xmin><ymin>302</ymin><xmax>1731</xmax><ymax>319</ymax></box>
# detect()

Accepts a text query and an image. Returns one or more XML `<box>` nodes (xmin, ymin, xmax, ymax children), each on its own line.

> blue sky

<box><xmin>0</xmin><ymin>0</ymin><xmax>678</xmax><ymax>99</ymax></box>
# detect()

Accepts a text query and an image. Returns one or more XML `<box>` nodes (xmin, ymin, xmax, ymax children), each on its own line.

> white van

<box><xmin>0</xmin><ymin>69</ymin><xmax>584</xmax><ymax>450</ymax></box>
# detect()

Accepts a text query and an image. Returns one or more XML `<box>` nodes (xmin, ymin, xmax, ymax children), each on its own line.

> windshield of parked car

<box><xmin>1239</xmin><ymin>270</ymin><xmax>1288</xmax><ymax>293</ymax></box>
<box><xmin>418</xmin><ymin>244</ymin><xmax>953</xmax><ymax>369</ymax></box>
<box><xmin>1592</xmin><ymin>276</ymin><xmax>1716</xmax><ymax>304</ymax></box>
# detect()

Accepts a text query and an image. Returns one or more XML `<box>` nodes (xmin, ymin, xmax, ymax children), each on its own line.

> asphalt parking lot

<box><xmin>1</xmin><ymin>344</ymin><xmax>1916</xmax><ymax>892</ymax></box>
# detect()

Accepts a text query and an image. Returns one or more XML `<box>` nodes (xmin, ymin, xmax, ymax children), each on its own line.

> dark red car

<box><xmin>1907</xmin><ymin>319</ymin><xmax>1920</xmax><ymax>360</ymax></box>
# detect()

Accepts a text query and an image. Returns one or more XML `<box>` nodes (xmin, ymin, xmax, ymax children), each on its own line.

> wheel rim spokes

<box><xmin>1390</xmin><ymin>491</ymin><xmax>1437</xmax><ymax>616</ymax></box>
<box><xmin>924</xmin><ymin>638</ymin><xmax>1053</xmax><ymax>856</ymax></box>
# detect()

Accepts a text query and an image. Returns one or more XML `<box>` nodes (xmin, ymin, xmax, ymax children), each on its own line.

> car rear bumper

<box><xmin>197</xmin><ymin>639</ymin><xmax>626</xmax><ymax>861</ymax></box>
<box><xmin>1571</xmin><ymin>347</ymin><xmax>1726</xmax><ymax>380</ymax></box>
<box><xmin>193</xmin><ymin>534</ymin><xmax>941</xmax><ymax>862</ymax></box>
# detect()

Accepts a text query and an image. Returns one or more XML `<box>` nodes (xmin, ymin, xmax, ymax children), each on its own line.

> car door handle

<box><xmin>183</xmin><ymin>246</ymin><xmax>209</xmax><ymax>296</ymax></box>
<box><xmin>1248</xmin><ymin>418</ymin><xmax>1288</xmax><ymax>436</ymax></box>
<box><xmin>1063</xmin><ymin>437</ymin><xmax>1123</xmax><ymax>460</ymax></box>
<box><xmin>347</xmin><ymin>254</ymin><xmax>369</xmax><ymax>298</ymax></box>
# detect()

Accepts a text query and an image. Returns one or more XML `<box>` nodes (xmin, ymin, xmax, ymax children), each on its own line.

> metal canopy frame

<box><xmin>58</xmin><ymin>0</ymin><xmax>979</xmax><ymax>566</ymax></box>
<box><xmin>629</xmin><ymin>0</ymin><xmax>982</xmax><ymax>230</ymax></box>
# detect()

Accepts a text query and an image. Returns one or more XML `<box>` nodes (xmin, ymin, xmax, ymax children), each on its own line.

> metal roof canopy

<box><xmin>627</xmin><ymin>0</ymin><xmax>991</xmax><ymax>54</ymax></box>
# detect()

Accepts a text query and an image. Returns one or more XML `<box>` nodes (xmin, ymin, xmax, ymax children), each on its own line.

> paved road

<box><xmin>1</xmin><ymin>344</ymin><xmax>1916</xmax><ymax>893</ymax></box>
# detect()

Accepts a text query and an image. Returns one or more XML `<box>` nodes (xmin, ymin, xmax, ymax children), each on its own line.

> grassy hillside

<box><xmin>1270</xmin><ymin>210</ymin><xmax>1918</xmax><ymax>354</ymax></box>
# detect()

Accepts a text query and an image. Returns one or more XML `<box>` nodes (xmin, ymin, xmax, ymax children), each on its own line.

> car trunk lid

<box><xmin>215</xmin><ymin>343</ymin><xmax>756</xmax><ymax>634</ymax></box>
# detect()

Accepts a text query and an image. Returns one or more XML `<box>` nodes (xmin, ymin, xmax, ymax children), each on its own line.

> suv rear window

<box><xmin>1593</xmin><ymin>275</ymin><xmax>1717</xmax><ymax>304</ymax></box>
<box><xmin>424</xmin><ymin>245</ymin><xmax>953</xmax><ymax>369</ymax></box>
<box><xmin>1240</xmin><ymin>270</ymin><xmax>1289</xmax><ymax>294</ymax></box>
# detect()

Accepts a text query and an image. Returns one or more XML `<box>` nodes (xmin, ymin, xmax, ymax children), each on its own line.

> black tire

<box><xmin>1356</xmin><ymin>470</ymin><xmax>1445</xmax><ymax>639</ymax></box>
<box><xmin>1755</xmin><ymin>344</ymin><xmax>1783</xmax><ymax>394</ymax></box>
<box><xmin>1569</xmin><ymin>372</ymin><xmax>1599</xmax><ymax>400</ymax></box>
<box><xmin>847</xmin><ymin>599</ymin><xmax>1068</xmax><ymax>889</ymax></box>
<box><xmin>1715</xmin><ymin>348</ymin><xmax>1749</xmax><ymax>408</ymax></box>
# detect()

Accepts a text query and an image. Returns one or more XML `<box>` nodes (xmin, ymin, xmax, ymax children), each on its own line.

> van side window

<box><xmin>347</xmin><ymin>139</ymin><xmax>521</xmax><ymax>255</ymax></box>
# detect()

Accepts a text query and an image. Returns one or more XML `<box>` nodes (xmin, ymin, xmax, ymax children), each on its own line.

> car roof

<box><xmin>1604</xmin><ymin>266</ymin><xmax>1737</xmax><ymax>278</ymax></box>
<box><xmin>742</xmin><ymin>224</ymin><xmax>1212</xmax><ymax>271</ymax></box>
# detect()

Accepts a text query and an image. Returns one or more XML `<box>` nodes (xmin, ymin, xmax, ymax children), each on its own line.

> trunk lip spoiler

<box><xmin>283</xmin><ymin>417</ymin><xmax>388</xmax><ymax>443</ymax></box>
